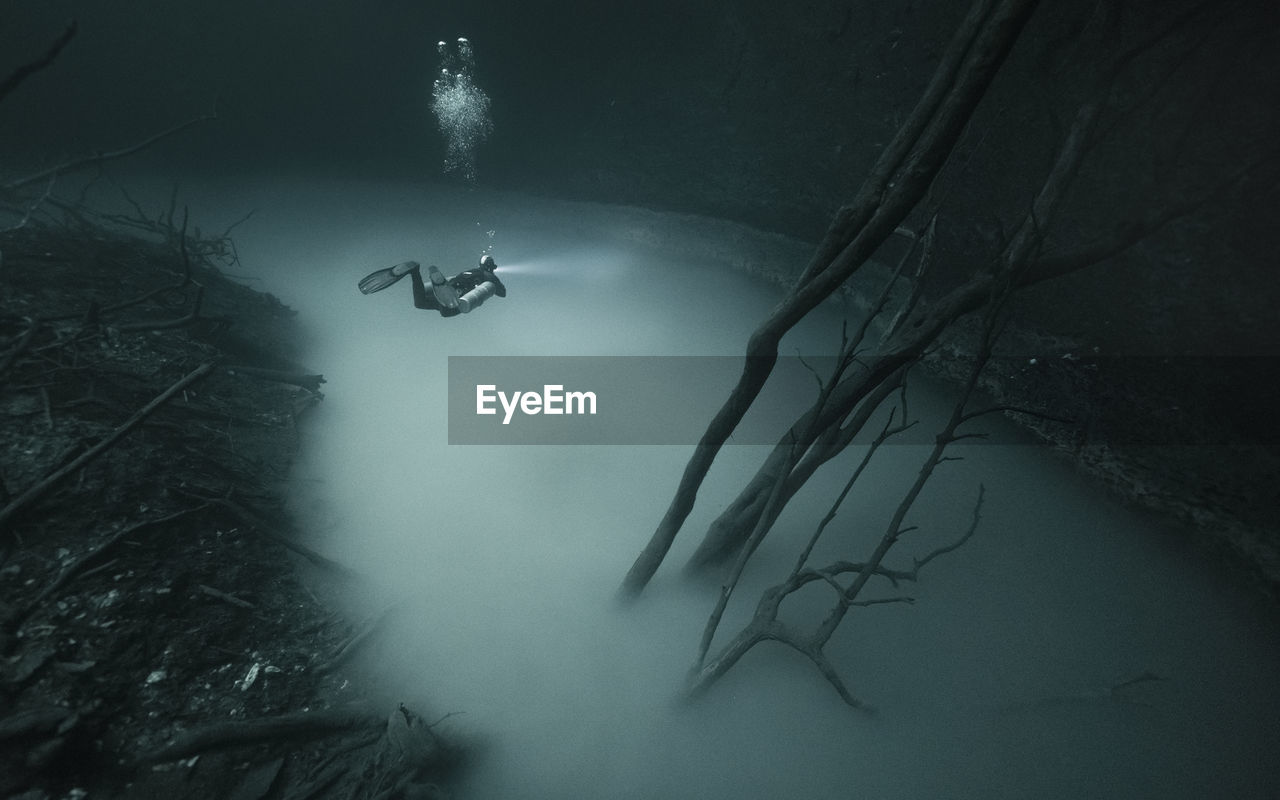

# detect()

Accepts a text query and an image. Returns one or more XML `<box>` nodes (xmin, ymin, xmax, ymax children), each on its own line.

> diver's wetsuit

<box><xmin>409</xmin><ymin>262</ymin><xmax>507</xmax><ymax>317</ymax></box>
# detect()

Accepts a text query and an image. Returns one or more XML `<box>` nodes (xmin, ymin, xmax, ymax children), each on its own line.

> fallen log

<box><xmin>135</xmin><ymin>702</ymin><xmax>383</xmax><ymax>766</ymax></box>
<box><xmin>226</xmin><ymin>365</ymin><xmax>326</xmax><ymax>393</ymax></box>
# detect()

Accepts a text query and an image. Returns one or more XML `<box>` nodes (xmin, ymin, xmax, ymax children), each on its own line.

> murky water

<box><xmin>175</xmin><ymin>177</ymin><xmax>1279</xmax><ymax>799</ymax></box>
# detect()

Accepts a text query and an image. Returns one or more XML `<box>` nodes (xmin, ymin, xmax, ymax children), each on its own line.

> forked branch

<box><xmin>685</xmin><ymin>280</ymin><xmax>1009</xmax><ymax>709</ymax></box>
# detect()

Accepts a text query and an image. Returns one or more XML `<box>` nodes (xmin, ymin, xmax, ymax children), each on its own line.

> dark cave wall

<box><xmin>483</xmin><ymin>0</ymin><xmax>1280</xmax><ymax>359</ymax></box>
<box><xmin>492</xmin><ymin>1</ymin><xmax>968</xmax><ymax>239</ymax></box>
<box><xmin>3</xmin><ymin>0</ymin><xmax>1277</xmax><ymax>357</ymax></box>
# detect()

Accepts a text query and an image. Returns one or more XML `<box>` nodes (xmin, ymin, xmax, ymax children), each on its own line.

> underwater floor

<box><xmin>175</xmin><ymin>177</ymin><xmax>1279</xmax><ymax>799</ymax></box>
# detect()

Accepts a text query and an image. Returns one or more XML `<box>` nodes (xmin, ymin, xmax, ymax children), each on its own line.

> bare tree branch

<box><xmin>0</xmin><ymin>22</ymin><xmax>77</xmax><ymax>106</ymax></box>
<box><xmin>3</xmin><ymin>107</ymin><xmax>218</xmax><ymax>192</ymax></box>
<box><xmin>2</xmin><ymin>176</ymin><xmax>58</xmax><ymax>232</ymax></box>
<box><xmin>685</xmin><ymin>271</ymin><xmax>1010</xmax><ymax>708</ymax></box>
<box><xmin>912</xmin><ymin>485</ymin><xmax>984</xmax><ymax>572</ymax></box>
<box><xmin>685</xmin><ymin>371</ymin><xmax>910</xmax><ymax>572</ymax></box>
<box><xmin>621</xmin><ymin>0</ymin><xmax>1039</xmax><ymax>597</ymax></box>
<box><xmin>1023</xmin><ymin>157</ymin><xmax>1266</xmax><ymax>285</ymax></box>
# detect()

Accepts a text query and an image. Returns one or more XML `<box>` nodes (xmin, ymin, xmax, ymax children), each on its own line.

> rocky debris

<box><xmin>0</xmin><ymin>210</ymin><xmax>462</xmax><ymax>798</ymax></box>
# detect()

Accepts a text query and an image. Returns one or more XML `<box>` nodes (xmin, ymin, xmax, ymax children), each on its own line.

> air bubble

<box><xmin>431</xmin><ymin>36</ymin><xmax>493</xmax><ymax>183</ymax></box>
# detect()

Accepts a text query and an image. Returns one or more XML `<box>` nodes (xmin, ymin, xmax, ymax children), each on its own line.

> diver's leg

<box><xmin>427</xmin><ymin>266</ymin><xmax>460</xmax><ymax>312</ymax></box>
<box><xmin>410</xmin><ymin>267</ymin><xmax>438</xmax><ymax>310</ymax></box>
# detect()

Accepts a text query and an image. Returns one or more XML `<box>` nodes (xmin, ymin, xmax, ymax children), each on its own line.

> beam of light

<box><xmin>492</xmin><ymin>260</ymin><xmax>556</xmax><ymax>277</ymax></box>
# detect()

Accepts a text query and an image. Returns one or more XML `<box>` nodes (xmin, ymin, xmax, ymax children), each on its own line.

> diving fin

<box><xmin>358</xmin><ymin>261</ymin><xmax>419</xmax><ymax>294</ymax></box>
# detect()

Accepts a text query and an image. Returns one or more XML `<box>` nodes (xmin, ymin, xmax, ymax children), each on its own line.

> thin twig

<box><xmin>847</xmin><ymin>596</ymin><xmax>915</xmax><ymax>608</ymax></box>
<box><xmin>115</xmin><ymin>286</ymin><xmax>204</xmax><ymax>331</ymax></box>
<box><xmin>790</xmin><ymin>385</ymin><xmax>913</xmax><ymax>575</ymax></box>
<box><xmin>39</xmin><ymin>386</ymin><xmax>53</xmax><ymax>430</ymax></box>
<box><xmin>961</xmin><ymin>404</ymin><xmax>1074</xmax><ymax>425</ymax></box>
<box><xmin>0</xmin><ymin>22</ymin><xmax>78</xmax><ymax>105</ymax></box>
<box><xmin>2</xmin><ymin>176</ymin><xmax>58</xmax><ymax>233</ymax></box>
<box><xmin>913</xmin><ymin>485</ymin><xmax>985</xmax><ymax>572</ymax></box>
<box><xmin>883</xmin><ymin>215</ymin><xmax>937</xmax><ymax>343</ymax></box>
<box><xmin>181</xmin><ymin>491</ymin><xmax>360</xmax><ymax>580</ymax></box>
<box><xmin>198</xmin><ymin>583</ymin><xmax>256</xmax><ymax>609</ymax></box>
<box><xmin>318</xmin><ymin>604</ymin><xmax>399</xmax><ymax>674</ymax></box>
<box><xmin>220</xmin><ymin>209</ymin><xmax>256</xmax><ymax>239</ymax></box>
<box><xmin>0</xmin><ymin>317</ymin><xmax>42</xmax><ymax>383</ymax></box>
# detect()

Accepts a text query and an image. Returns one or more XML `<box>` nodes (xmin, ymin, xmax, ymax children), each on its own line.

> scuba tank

<box><xmin>457</xmin><ymin>280</ymin><xmax>498</xmax><ymax>313</ymax></box>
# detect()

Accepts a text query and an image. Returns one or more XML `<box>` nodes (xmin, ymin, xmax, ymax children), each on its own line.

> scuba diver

<box><xmin>358</xmin><ymin>254</ymin><xmax>506</xmax><ymax>317</ymax></box>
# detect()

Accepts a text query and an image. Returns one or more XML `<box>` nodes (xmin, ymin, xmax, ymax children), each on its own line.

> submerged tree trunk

<box><xmin>683</xmin><ymin>91</ymin><xmax>1110</xmax><ymax>575</ymax></box>
<box><xmin>621</xmin><ymin>0</ymin><xmax>1240</xmax><ymax>597</ymax></box>
<box><xmin>619</xmin><ymin>0</ymin><xmax>1041</xmax><ymax>598</ymax></box>
<box><xmin>684</xmin><ymin>365</ymin><xmax>909</xmax><ymax>573</ymax></box>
